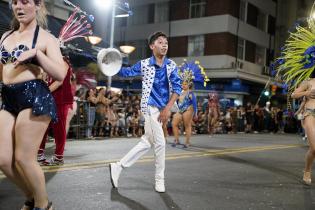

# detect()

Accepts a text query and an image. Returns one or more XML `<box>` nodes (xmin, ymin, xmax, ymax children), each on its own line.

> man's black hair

<box><xmin>148</xmin><ymin>31</ymin><xmax>168</xmax><ymax>45</ymax></box>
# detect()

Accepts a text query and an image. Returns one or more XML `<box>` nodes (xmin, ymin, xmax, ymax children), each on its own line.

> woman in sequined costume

<box><xmin>292</xmin><ymin>78</ymin><xmax>315</xmax><ymax>185</ymax></box>
<box><xmin>172</xmin><ymin>81</ymin><xmax>197</xmax><ymax>148</ymax></box>
<box><xmin>274</xmin><ymin>4</ymin><xmax>315</xmax><ymax>185</ymax></box>
<box><xmin>0</xmin><ymin>0</ymin><xmax>66</xmax><ymax>209</ymax></box>
<box><xmin>207</xmin><ymin>92</ymin><xmax>220</xmax><ymax>135</ymax></box>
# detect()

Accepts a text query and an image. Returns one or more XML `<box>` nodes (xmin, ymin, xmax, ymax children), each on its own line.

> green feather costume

<box><xmin>276</xmin><ymin>3</ymin><xmax>315</xmax><ymax>91</ymax></box>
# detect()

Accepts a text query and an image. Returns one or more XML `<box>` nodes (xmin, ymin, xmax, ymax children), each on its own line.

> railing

<box><xmin>68</xmin><ymin>100</ymin><xmax>88</xmax><ymax>139</ymax></box>
<box><xmin>67</xmin><ymin>100</ymin><xmax>129</xmax><ymax>139</ymax></box>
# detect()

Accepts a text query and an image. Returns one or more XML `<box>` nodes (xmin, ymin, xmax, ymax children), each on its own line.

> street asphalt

<box><xmin>0</xmin><ymin>133</ymin><xmax>314</xmax><ymax>210</ymax></box>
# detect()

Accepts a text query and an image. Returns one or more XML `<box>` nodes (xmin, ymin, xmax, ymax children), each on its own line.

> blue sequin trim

<box><xmin>1</xmin><ymin>79</ymin><xmax>58</xmax><ymax>122</ymax></box>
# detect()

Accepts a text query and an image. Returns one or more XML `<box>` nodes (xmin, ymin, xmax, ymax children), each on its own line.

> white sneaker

<box><xmin>155</xmin><ymin>180</ymin><xmax>165</xmax><ymax>193</ymax></box>
<box><xmin>109</xmin><ymin>163</ymin><xmax>122</xmax><ymax>188</ymax></box>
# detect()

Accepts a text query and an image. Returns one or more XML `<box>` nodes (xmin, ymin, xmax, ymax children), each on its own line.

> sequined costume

<box><xmin>303</xmin><ymin>108</ymin><xmax>315</xmax><ymax>118</ymax></box>
<box><xmin>0</xmin><ymin>25</ymin><xmax>57</xmax><ymax>122</ymax></box>
<box><xmin>118</xmin><ymin>56</ymin><xmax>182</xmax><ymax>114</ymax></box>
<box><xmin>208</xmin><ymin>92</ymin><xmax>220</xmax><ymax>119</ymax></box>
<box><xmin>0</xmin><ymin>25</ymin><xmax>39</xmax><ymax>64</ymax></box>
<box><xmin>208</xmin><ymin>92</ymin><xmax>220</xmax><ymax>134</ymax></box>
<box><xmin>177</xmin><ymin>91</ymin><xmax>197</xmax><ymax>114</ymax></box>
<box><xmin>1</xmin><ymin>79</ymin><xmax>57</xmax><ymax>122</ymax></box>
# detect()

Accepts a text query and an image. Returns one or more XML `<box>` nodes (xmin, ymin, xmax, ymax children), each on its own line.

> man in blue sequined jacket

<box><xmin>109</xmin><ymin>31</ymin><xmax>182</xmax><ymax>193</ymax></box>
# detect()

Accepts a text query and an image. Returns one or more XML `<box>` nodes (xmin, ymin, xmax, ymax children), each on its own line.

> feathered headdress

<box><xmin>59</xmin><ymin>0</ymin><xmax>94</xmax><ymax>45</ymax></box>
<box><xmin>275</xmin><ymin>1</ymin><xmax>315</xmax><ymax>90</ymax></box>
<box><xmin>178</xmin><ymin>60</ymin><xmax>210</xmax><ymax>87</ymax></box>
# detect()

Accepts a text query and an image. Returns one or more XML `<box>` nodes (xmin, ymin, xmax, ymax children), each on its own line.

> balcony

<box><xmin>172</xmin><ymin>55</ymin><xmax>271</xmax><ymax>84</ymax></box>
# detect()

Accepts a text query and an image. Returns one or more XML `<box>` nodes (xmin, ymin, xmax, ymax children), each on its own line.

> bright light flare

<box><xmin>85</xmin><ymin>36</ymin><xmax>102</xmax><ymax>45</ymax></box>
<box><xmin>115</xmin><ymin>14</ymin><xmax>129</xmax><ymax>18</ymax></box>
<box><xmin>120</xmin><ymin>45</ymin><xmax>136</xmax><ymax>54</ymax></box>
<box><xmin>95</xmin><ymin>0</ymin><xmax>113</xmax><ymax>10</ymax></box>
<box><xmin>264</xmin><ymin>91</ymin><xmax>270</xmax><ymax>96</ymax></box>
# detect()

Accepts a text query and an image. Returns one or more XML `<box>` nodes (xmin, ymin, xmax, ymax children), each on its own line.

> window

<box><xmin>246</xmin><ymin>3</ymin><xmax>258</xmax><ymax>27</ymax></box>
<box><xmin>189</xmin><ymin>0</ymin><xmax>206</xmax><ymax>18</ymax></box>
<box><xmin>237</xmin><ymin>38</ymin><xmax>245</xmax><ymax>60</ymax></box>
<box><xmin>188</xmin><ymin>35</ymin><xmax>204</xmax><ymax>56</ymax></box>
<box><xmin>155</xmin><ymin>2</ymin><xmax>169</xmax><ymax>23</ymax></box>
<box><xmin>255</xmin><ymin>45</ymin><xmax>265</xmax><ymax>65</ymax></box>
<box><xmin>268</xmin><ymin>15</ymin><xmax>276</xmax><ymax>35</ymax></box>
<box><xmin>128</xmin><ymin>5</ymin><xmax>149</xmax><ymax>25</ymax></box>
<box><xmin>239</xmin><ymin>0</ymin><xmax>247</xmax><ymax>21</ymax></box>
<box><xmin>148</xmin><ymin>4</ymin><xmax>155</xmax><ymax>23</ymax></box>
<box><xmin>257</xmin><ymin>10</ymin><xmax>267</xmax><ymax>31</ymax></box>
<box><xmin>116</xmin><ymin>18</ymin><xmax>127</xmax><ymax>27</ymax></box>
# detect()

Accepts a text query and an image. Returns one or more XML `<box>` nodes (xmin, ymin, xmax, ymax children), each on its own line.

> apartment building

<box><xmin>2</xmin><ymin>0</ymin><xmax>308</xmax><ymax>106</ymax></box>
<box><xmin>113</xmin><ymin>0</ymin><xmax>278</xmax><ymax>105</ymax></box>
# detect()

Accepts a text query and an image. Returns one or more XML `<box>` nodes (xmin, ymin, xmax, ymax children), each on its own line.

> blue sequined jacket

<box><xmin>118</xmin><ymin>57</ymin><xmax>182</xmax><ymax>115</ymax></box>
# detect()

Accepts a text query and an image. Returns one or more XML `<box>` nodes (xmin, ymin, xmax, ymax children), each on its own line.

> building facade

<box><xmin>275</xmin><ymin>0</ymin><xmax>315</xmax><ymax>56</ymax></box>
<box><xmin>2</xmin><ymin>0</ymin><xmax>312</xmax><ymax>107</ymax></box>
<box><xmin>0</xmin><ymin>0</ymin><xmax>71</xmax><ymax>35</ymax></box>
<box><xmin>113</xmin><ymin>0</ymin><xmax>278</xmax><ymax>106</ymax></box>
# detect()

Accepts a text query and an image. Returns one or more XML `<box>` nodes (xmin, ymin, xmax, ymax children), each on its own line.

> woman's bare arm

<box><xmin>49</xmin><ymin>80</ymin><xmax>63</xmax><ymax>92</ymax></box>
<box><xmin>36</xmin><ymin>34</ymin><xmax>67</xmax><ymax>81</ymax></box>
<box><xmin>0</xmin><ymin>31</ymin><xmax>11</xmax><ymax>82</ymax></box>
<box><xmin>291</xmin><ymin>81</ymin><xmax>311</xmax><ymax>99</ymax></box>
<box><xmin>88</xmin><ymin>96</ymin><xmax>98</xmax><ymax>104</ymax></box>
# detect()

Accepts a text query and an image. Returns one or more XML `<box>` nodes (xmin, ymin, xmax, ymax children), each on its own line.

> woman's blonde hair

<box><xmin>11</xmin><ymin>0</ymin><xmax>48</xmax><ymax>31</ymax></box>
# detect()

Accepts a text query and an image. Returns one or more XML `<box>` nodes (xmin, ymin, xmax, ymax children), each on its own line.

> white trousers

<box><xmin>119</xmin><ymin>106</ymin><xmax>166</xmax><ymax>181</ymax></box>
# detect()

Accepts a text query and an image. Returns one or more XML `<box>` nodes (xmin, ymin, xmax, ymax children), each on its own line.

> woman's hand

<box><xmin>14</xmin><ymin>49</ymin><xmax>37</xmax><ymax>66</ymax></box>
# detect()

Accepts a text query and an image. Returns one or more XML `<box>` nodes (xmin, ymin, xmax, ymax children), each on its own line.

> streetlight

<box><xmin>119</xmin><ymin>45</ymin><xmax>136</xmax><ymax>54</ymax></box>
<box><xmin>85</xmin><ymin>36</ymin><xmax>102</xmax><ymax>45</ymax></box>
<box><xmin>94</xmin><ymin>0</ymin><xmax>132</xmax><ymax>89</ymax></box>
<box><xmin>120</xmin><ymin>45</ymin><xmax>136</xmax><ymax>67</ymax></box>
<box><xmin>264</xmin><ymin>90</ymin><xmax>270</xmax><ymax>96</ymax></box>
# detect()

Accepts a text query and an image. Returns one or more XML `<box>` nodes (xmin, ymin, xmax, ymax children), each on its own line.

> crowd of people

<box><xmin>0</xmin><ymin>86</ymin><xmax>302</xmax><ymax>139</ymax></box>
<box><xmin>78</xmin><ymin>89</ymin><xmax>144</xmax><ymax>139</ymax></box>
<box><xmin>68</xmin><ymin>88</ymin><xmax>302</xmax><ymax>140</ymax></box>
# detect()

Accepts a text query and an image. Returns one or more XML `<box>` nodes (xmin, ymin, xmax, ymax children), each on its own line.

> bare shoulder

<box><xmin>39</xmin><ymin>28</ymin><xmax>59</xmax><ymax>44</ymax></box>
<box><xmin>299</xmin><ymin>79</ymin><xmax>311</xmax><ymax>89</ymax></box>
<box><xmin>309</xmin><ymin>78</ymin><xmax>315</xmax><ymax>85</ymax></box>
<box><xmin>0</xmin><ymin>30</ymin><xmax>13</xmax><ymax>42</ymax></box>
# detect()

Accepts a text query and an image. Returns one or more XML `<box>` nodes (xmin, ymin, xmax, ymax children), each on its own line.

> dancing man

<box><xmin>109</xmin><ymin>31</ymin><xmax>182</xmax><ymax>193</ymax></box>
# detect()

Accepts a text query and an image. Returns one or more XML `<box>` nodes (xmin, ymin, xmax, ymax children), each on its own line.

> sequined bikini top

<box><xmin>0</xmin><ymin>25</ymin><xmax>39</xmax><ymax>64</ymax></box>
